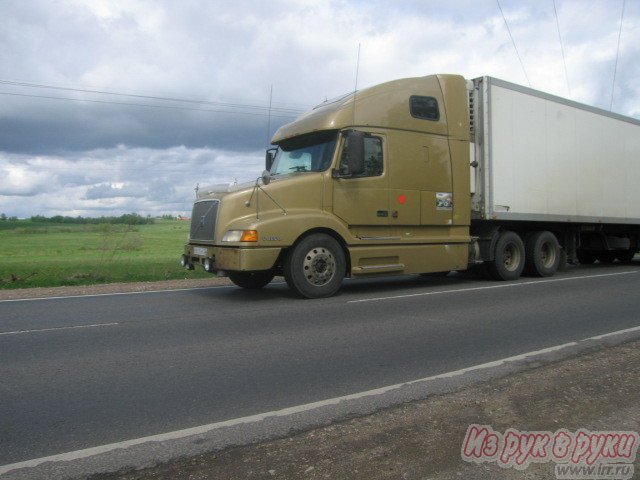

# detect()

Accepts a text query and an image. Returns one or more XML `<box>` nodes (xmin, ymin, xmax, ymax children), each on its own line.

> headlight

<box><xmin>221</xmin><ymin>230</ymin><xmax>258</xmax><ymax>242</ymax></box>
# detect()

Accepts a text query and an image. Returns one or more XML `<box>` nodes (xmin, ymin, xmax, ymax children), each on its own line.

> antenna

<box><xmin>266</xmin><ymin>84</ymin><xmax>273</xmax><ymax>145</ymax></box>
<box><xmin>352</xmin><ymin>43</ymin><xmax>361</xmax><ymax>125</ymax></box>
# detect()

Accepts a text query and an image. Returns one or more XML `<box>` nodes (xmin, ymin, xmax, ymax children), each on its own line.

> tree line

<box><xmin>26</xmin><ymin>213</ymin><xmax>155</xmax><ymax>225</ymax></box>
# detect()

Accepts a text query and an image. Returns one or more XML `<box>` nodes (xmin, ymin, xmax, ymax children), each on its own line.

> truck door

<box><xmin>332</xmin><ymin>133</ymin><xmax>388</xmax><ymax>226</ymax></box>
<box><xmin>386</xmin><ymin>130</ymin><xmax>453</xmax><ymax>227</ymax></box>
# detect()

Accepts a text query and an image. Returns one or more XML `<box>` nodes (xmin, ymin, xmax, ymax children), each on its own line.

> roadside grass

<box><xmin>0</xmin><ymin>219</ymin><xmax>211</xmax><ymax>289</ymax></box>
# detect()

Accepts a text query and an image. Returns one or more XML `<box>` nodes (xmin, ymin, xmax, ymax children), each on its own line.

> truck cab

<box><xmin>182</xmin><ymin>74</ymin><xmax>473</xmax><ymax>297</ymax></box>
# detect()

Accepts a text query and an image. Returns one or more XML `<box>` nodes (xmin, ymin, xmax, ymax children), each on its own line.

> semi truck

<box><xmin>181</xmin><ymin>74</ymin><xmax>640</xmax><ymax>298</ymax></box>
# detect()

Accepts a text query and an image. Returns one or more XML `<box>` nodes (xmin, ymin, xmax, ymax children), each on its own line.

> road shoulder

<box><xmin>94</xmin><ymin>339</ymin><xmax>640</xmax><ymax>480</ymax></box>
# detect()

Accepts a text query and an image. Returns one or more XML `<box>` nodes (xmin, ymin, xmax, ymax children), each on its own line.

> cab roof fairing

<box><xmin>270</xmin><ymin>74</ymin><xmax>467</xmax><ymax>144</ymax></box>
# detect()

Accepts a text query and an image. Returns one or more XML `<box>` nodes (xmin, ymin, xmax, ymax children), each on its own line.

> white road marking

<box><xmin>348</xmin><ymin>270</ymin><xmax>639</xmax><ymax>303</ymax></box>
<box><xmin>0</xmin><ymin>281</ymin><xmax>288</xmax><ymax>304</ymax></box>
<box><xmin>0</xmin><ymin>285</ymin><xmax>235</xmax><ymax>303</ymax></box>
<box><xmin>0</xmin><ymin>322</ymin><xmax>120</xmax><ymax>336</ymax></box>
<box><xmin>2</xmin><ymin>322</ymin><xmax>640</xmax><ymax>475</ymax></box>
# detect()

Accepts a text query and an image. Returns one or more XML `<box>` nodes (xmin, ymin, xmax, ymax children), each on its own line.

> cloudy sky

<box><xmin>1</xmin><ymin>0</ymin><xmax>638</xmax><ymax>217</ymax></box>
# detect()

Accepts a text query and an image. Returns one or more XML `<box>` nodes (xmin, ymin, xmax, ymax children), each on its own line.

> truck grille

<box><xmin>190</xmin><ymin>200</ymin><xmax>219</xmax><ymax>242</ymax></box>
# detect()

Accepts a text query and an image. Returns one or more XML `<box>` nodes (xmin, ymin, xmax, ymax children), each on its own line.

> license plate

<box><xmin>193</xmin><ymin>247</ymin><xmax>208</xmax><ymax>256</ymax></box>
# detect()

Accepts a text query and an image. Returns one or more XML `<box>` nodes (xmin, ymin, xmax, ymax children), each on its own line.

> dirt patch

<box><xmin>94</xmin><ymin>341</ymin><xmax>640</xmax><ymax>480</ymax></box>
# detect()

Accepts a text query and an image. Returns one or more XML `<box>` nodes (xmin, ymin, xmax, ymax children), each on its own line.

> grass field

<box><xmin>0</xmin><ymin>219</ymin><xmax>210</xmax><ymax>289</ymax></box>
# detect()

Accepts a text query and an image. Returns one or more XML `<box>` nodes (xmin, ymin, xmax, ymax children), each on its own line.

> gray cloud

<box><xmin>0</xmin><ymin>0</ymin><xmax>638</xmax><ymax>216</ymax></box>
<box><xmin>84</xmin><ymin>183</ymin><xmax>144</xmax><ymax>200</ymax></box>
<box><xmin>0</xmin><ymin>146</ymin><xmax>263</xmax><ymax>217</ymax></box>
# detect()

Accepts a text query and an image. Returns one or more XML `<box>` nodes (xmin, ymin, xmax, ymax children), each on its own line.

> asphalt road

<box><xmin>1</xmin><ymin>263</ymin><xmax>640</xmax><ymax>467</ymax></box>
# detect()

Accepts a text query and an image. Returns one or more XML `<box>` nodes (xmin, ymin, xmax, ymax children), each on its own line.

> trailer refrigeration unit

<box><xmin>181</xmin><ymin>74</ymin><xmax>640</xmax><ymax>298</ymax></box>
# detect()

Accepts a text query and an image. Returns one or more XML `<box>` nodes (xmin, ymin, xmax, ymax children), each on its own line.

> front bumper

<box><xmin>183</xmin><ymin>244</ymin><xmax>281</xmax><ymax>272</ymax></box>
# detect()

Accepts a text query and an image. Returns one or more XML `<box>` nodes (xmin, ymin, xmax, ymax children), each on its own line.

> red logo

<box><xmin>397</xmin><ymin>194</ymin><xmax>407</xmax><ymax>205</ymax></box>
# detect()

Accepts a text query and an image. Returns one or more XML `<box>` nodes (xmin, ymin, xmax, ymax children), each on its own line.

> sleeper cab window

<box><xmin>339</xmin><ymin>136</ymin><xmax>384</xmax><ymax>177</ymax></box>
<box><xmin>410</xmin><ymin>96</ymin><xmax>439</xmax><ymax>121</ymax></box>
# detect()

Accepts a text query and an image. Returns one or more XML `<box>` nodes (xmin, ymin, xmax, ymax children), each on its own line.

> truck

<box><xmin>181</xmin><ymin>74</ymin><xmax>640</xmax><ymax>298</ymax></box>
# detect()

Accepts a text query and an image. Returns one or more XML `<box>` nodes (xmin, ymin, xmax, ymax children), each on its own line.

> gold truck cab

<box><xmin>182</xmin><ymin>74</ymin><xmax>472</xmax><ymax>298</ymax></box>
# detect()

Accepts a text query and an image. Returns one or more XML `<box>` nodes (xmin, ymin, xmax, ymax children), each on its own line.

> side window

<box><xmin>410</xmin><ymin>96</ymin><xmax>439</xmax><ymax>121</ymax></box>
<box><xmin>339</xmin><ymin>136</ymin><xmax>383</xmax><ymax>177</ymax></box>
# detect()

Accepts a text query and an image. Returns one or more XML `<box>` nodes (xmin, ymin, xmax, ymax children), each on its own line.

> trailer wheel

<box><xmin>228</xmin><ymin>270</ymin><xmax>275</xmax><ymax>289</ymax></box>
<box><xmin>616</xmin><ymin>250</ymin><xmax>636</xmax><ymax>263</ymax></box>
<box><xmin>576</xmin><ymin>250</ymin><xmax>596</xmax><ymax>265</ymax></box>
<box><xmin>525</xmin><ymin>231</ymin><xmax>560</xmax><ymax>277</ymax></box>
<box><xmin>485</xmin><ymin>231</ymin><xmax>525</xmax><ymax>281</ymax></box>
<box><xmin>284</xmin><ymin>233</ymin><xmax>346</xmax><ymax>298</ymax></box>
<box><xmin>596</xmin><ymin>251</ymin><xmax>617</xmax><ymax>264</ymax></box>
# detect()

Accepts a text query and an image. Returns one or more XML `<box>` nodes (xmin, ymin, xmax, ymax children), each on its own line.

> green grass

<box><xmin>0</xmin><ymin>219</ymin><xmax>210</xmax><ymax>289</ymax></box>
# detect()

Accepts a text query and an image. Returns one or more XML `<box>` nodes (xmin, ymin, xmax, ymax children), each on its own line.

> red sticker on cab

<box><xmin>397</xmin><ymin>194</ymin><xmax>407</xmax><ymax>205</ymax></box>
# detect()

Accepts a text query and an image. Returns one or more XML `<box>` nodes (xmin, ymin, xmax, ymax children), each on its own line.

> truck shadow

<box><xmin>199</xmin><ymin>260</ymin><xmax>637</xmax><ymax>301</ymax></box>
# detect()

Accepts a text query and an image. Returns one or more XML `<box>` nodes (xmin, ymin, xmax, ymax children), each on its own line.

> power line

<box><xmin>0</xmin><ymin>79</ymin><xmax>306</xmax><ymax>114</ymax></box>
<box><xmin>0</xmin><ymin>158</ymin><xmax>264</xmax><ymax>174</ymax></box>
<box><xmin>0</xmin><ymin>91</ymin><xmax>298</xmax><ymax>119</ymax></box>
<box><xmin>552</xmin><ymin>0</ymin><xmax>571</xmax><ymax>96</ymax></box>
<box><xmin>497</xmin><ymin>0</ymin><xmax>531</xmax><ymax>87</ymax></box>
<box><xmin>610</xmin><ymin>0</ymin><xmax>626</xmax><ymax>111</ymax></box>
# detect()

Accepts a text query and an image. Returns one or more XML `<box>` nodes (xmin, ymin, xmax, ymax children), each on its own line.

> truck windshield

<box><xmin>270</xmin><ymin>130</ymin><xmax>337</xmax><ymax>175</ymax></box>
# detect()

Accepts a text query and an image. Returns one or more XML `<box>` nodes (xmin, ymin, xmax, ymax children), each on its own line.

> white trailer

<box><xmin>465</xmin><ymin>76</ymin><xmax>640</xmax><ymax>275</ymax></box>
<box><xmin>471</xmin><ymin>77</ymin><xmax>640</xmax><ymax>224</ymax></box>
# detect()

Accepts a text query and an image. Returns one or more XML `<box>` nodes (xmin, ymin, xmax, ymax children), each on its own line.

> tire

<box><xmin>485</xmin><ymin>231</ymin><xmax>525</xmax><ymax>281</ymax></box>
<box><xmin>228</xmin><ymin>270</ymin><xmax>275</xmax><ymax>289</ymax></box>
<box><xmin>576</xmin><ymin>249</ymin><xmax>596</xmax><ymax>265</ymax></box>
<box><xmin>596</xmin><ymin>251</ymin><xmax>617</xmax><ymax>264</ymax></box>
<box><xmin>616</xmin><ymin>250</ymin><xmax>636</xmax><ymax>263</ymax></box>
<box><xmin>284</xmin><ymin>234</ymin><xmax>346</xmax><ymax>298</ymax></box>
<box><xmin>524</xmin><ymin>231</ymin><xmax>560</xmax><ymax>277</ymax></box>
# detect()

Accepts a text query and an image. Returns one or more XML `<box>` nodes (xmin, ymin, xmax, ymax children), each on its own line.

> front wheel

<box><xmin>228</xmin><ymin>270</ymin><xmax>275</xmax><ymax>289</ymax></box>
<box><xmin>284</xmin><ymin>234</ymin><xmax>346</xmax><ymax>298</ymax></box>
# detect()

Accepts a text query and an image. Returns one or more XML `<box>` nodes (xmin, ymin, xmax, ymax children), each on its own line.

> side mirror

<box><xmin>345</xmin><ymin>130</ymin><xmax>365</xmax><ymax>175</ymax></box>
<box><xmin>265</xmin><ymin>148</ymin><xmax>277</xmax><ymax>171</ymax></box>
<box><xmin>261</xmin><ymin>169</ymin><xmax>271</xmax><ymax>185</ymax></box>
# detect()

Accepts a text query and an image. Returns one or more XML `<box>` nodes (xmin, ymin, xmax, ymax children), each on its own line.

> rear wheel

<box><xmin>284</xmin><ymin>234</ymin><xmax>346</xmax><ymax>298</ymax></box>
<box><xmin>485</xmin><ymin>231</ymin><xmax>525</xmax><ymax>281</ymax></box>
<box><xmin>228</xmin><ymin>270</ymin><xmax>275</xmax><ymax>289</ymax></box>
<box><xmin>525</xmin><ymin>231</ymin><xmax>560</xmax><ymax>277</ymax></box>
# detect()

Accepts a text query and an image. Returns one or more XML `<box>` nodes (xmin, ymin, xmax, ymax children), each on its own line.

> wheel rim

<box><xmin>540</xmin><ymin>241</ymin><xmax>557</xmax><ymax>268</ymax></box>
<box><xmin>503</xmin><ymin>243</ymin><xmax>521</xmax><ymax>272</ymax></box>
<box><xmin>303</xmin><ymin>247</ymin><xmax>336</xmax><ymax>286</ymax></box>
